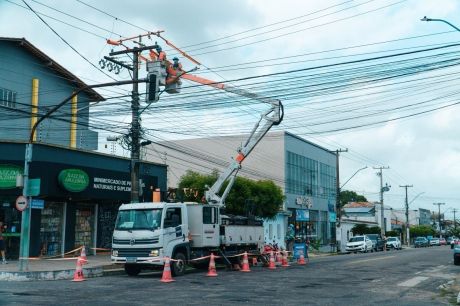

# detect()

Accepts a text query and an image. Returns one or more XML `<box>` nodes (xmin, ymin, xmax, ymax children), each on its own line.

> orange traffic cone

<box><xmin>160</xmin><ymin>257</ymin><xmax>175</xmax><ymax>283</ymax></box>
<box><xmin>275</xmin><ymin>251</ymin><xmax>282</xmax><ymax>266</ymax></box>
<box><xmin>281</xmin><ymin>250</ymin><xmax>290</xmax><ymax>267</ymax></box>
<box><xmin>268</xmin><ymin>250</ymin><xmax>276</xmax><ymax>270</ymax></box>
<box><xmin>298</xmin><ymin>250</ymin><xmax>306</xmax><ymax>265</ymax></box>
<box><xmin>80</xmin><ymin>245</ymin><xmax>87</xmax><ymax>264</ymax></box>
<box><xmin>71</xmin><ymin>257</ymin><xmax>86</xmax><ymax>282</ymax></box>
<box><xmin>206</xmin><ymin>253</ymin><xmax>218</xmax><ymax>277</ymax></box>
<box><xmin>241</xmin><ymin>252</ymin><xmax>251</xmax><ymax>272</ymax></box>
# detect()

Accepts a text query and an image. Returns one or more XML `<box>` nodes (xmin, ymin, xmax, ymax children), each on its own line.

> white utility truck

<box><xmin>111</xmin><ymin>48</ymin><xmax>283</xmax><ymax>276</ymax></box>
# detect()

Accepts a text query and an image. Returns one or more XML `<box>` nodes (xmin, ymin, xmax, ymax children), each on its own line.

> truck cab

<box><xmin>111</xmin><ymin>202</ymin><xmax>191</xmax><ymax>276</ymax></box>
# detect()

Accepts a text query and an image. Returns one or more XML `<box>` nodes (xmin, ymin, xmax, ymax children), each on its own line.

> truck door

<box><xmin>202</xmin><ymin>206</ymin><xmax>219</xmax><ymax>246</ymax></box>
<box><xmin>163</xmin><ymin>207</ymin><xmax>186</xmax><ymax>255</ymax></box>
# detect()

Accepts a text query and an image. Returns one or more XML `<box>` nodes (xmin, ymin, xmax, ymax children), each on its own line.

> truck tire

<box><xmin>172</xmin><ymin>252</ymin><xmax>186</xmax><ymax>276</ymax></box>
<box><xmin>124</xmin><ymin>264</ymin><xmax>141</xmax><ymax>276</ymax></box>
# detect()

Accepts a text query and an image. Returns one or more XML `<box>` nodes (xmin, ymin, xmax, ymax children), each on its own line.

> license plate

<box><xmin>126</xmin><ymin>257</ymin><xmax>137</xmax><ymax>263</ymax></box>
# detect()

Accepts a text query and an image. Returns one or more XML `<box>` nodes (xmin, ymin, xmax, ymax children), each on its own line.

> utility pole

<box><xmin>109</xmin><ymin>40</ymin><xmax>159</xmax><ymax>203</ymax></box>
<box><xmin>399</xmin><ymin>184</ymin><xmax>413</xmax><ymax>246</ymax></box>
<box><xmin>374</xmin><ymin>166</ymin><xmax>390</xmax><ymax>236</ymax></box>
<box><xmin>334</xmin><ymin>148</ymin><xmax>348</xmax><ymax>226</ymax></box>
<box><xmin>433</xmin><ymin>202</ymin><xmax>445</xmax><ymax>238</ymax></box>
<box><xmin>453</xmin><ymin>208</ymin><xmax>458</xmax><ymax>230</ymax></box>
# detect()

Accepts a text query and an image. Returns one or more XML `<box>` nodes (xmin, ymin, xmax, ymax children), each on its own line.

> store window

<box><xmin>0</xmin><ymin>201</ymin><xmax>21</xmax><ymax>259</ymax></box>
<box><xmin>40</xmin><ymin>202</ymin><xmax>64</xmax><ymax>256</ymax></box>
<box><xmin>75</xmin><ymin>205</ymin><xmax>95</xmax><ymax>251</ymax></box>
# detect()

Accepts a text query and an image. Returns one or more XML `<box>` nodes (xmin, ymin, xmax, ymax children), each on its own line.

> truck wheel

<box><xmin>172</xmin><ymin>252</ymin><xmax>186</xmax><ymax>276</ymax></box>
<box><xmin>454</xmin><ymin>257</ymin><xmax>460</xmax><ymax>266</ymax></box>
<box><xmin>124</xmin><ymin>264</ymin><xmax>141</xmax><ymax>276</ymax></box>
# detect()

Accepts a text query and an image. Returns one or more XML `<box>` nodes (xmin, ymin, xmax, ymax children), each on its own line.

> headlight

<box><xmin>112</xmin><ymin>250</ymin><xmax>118</xmax><ymax>257</ymax></box>
<box><xmin>149</xmin><ymin>249</ymin><xmax>159</xmax><ymax>257</ymax></box>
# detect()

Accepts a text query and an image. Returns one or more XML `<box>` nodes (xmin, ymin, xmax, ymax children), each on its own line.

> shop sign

<box><xmin>0</xmin><ymin>164</ymin><xmax>23</xmax><ymax>189</ymax></box>
<box><xmin>296</xmin><ymin>209</ymin><xmax>309</xmax><ymax>221</ymax></box>
<box><xmin>31</xmin><ymin>199</ymin><xmax>45</xmax><ymax>209</ymax></box>
<box><xmin>27</xmin><ymin>178</ymin><xmax>41</xmax><ymax>196</ymax></box>
<box><xmin>93</xmin><ymin>177</ymin><xmax>131</xmax><ymax>192</ymax></box>
<box><xmin>293</xmin><ymin>243</ymin><xmax>307</xmax><ymax>259</ymax></box>
<box><xmin>58</xmin><ymin>169</ymin><xmax>89</xmax><ymax>192</ymax></box>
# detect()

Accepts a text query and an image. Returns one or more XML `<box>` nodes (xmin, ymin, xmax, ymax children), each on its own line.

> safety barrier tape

<box><xmin>18</xmin><ymin>246</ymin><xmax>84</xmax><ymax>261</ymax></box>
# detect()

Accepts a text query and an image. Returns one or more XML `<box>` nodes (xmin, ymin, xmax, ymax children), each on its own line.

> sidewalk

<box><xmin>0</xmin><ymin>255</ymin><xmax>123</xmax><ymax>281</ymax></box>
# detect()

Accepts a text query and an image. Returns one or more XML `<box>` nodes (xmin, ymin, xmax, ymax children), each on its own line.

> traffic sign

<box><xmin>15</xmin><ymin>196</ymin><xmax>28</xmax><ymax>211</ymax></box>
<box><xmin>31</xmin><ymin>199</ymin><xmax>44</xmax><ymax>209</ymax></box>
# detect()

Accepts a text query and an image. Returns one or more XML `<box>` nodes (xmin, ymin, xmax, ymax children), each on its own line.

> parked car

<box><xmin>439</xmin><ymin>238</ymin><xmax>447</xmax><ymax>246</ymax></box>
<box><xmin>454</xmin><ymin>243</ymin><xmax>460</xmax><ymax>265</ymax></box>
<box><xmin>430</xmin><ymin>238</ymin><xmax>440</xmax><ymax>246</ymax></box>
<box><xmin>450</xmin><ymin>237</ymin><xmax>459</xmax><ymax>249</ymax></box>
<box><xmin>366</xmin><ymin>234</ymin><xmax>385</xmax><ymax>252</ymax></box>
<box><xmin>386</xmin><ymin>237</ymin><xmax>402</xmax><ymax>250</ymax></box>
<box><xmin>346</xmin><ymin>235</ymin><xmax>373</xmax><ymax>253</ymax></box>
<box><xmin>414</xmin><ymin>237</ymin><xmax>429</xmax><ymax>248</ymax></box>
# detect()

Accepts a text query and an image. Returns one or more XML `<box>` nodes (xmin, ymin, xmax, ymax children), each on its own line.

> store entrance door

<box><xmin>74</xmin><ymin>204</ymin><xmax>95</xmax><ymax>255</ymax></box>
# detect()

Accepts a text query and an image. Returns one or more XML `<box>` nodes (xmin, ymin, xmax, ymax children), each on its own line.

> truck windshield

<box><xmin>115</xmin><ymin>209</ymin><xmax>162</xmax><ymax>231</ymax></box>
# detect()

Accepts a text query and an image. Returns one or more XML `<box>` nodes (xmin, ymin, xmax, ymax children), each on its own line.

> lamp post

<box><xmin>18</xmin><ymin>79</ymin><xmax>147</xmax><ymax>271</ymax></box>
<box><xmin>421</xmin><ymin>16</ymin><xmax>460</xmax><ymax>32</ymax></box>
<box><xmin>337</xmin><ymin>166</ymin><xmax>367</xmax><ymax>252</ymax></box>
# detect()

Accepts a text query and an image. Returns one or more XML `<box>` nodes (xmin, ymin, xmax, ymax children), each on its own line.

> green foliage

<box><xmin>447</xmin><ymin>227</ymin><xmax>460</xmax><ymax>237</ymax></box>
<box><xmin>351</xmin><ymin>224</ymin><xmax>381</xmax><ymax>235</ymax></box>
<box><xmin>339</xmin><ymin>190</ymin><xmax>367</xmax><ymax>208</ymax></box>
<box><xmin>385</xmin><ymin>230</ymin><xmax>399</xmax><ymax>237</ymax></box>
<box><xmin>177</xmin><ymin>170</ymin><xmax>284</xmax><ymax>219</ymax></box>
<box><xmin>410</xmin><ymin>225</ymin><xmax>436</xmax><ymax>237</ymax></box>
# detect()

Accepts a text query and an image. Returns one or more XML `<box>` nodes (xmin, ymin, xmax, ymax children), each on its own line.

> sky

<box><xmin>1</xmin><ymin>0</ymin><xmax>460</xmax><ymax>220</ymax></box>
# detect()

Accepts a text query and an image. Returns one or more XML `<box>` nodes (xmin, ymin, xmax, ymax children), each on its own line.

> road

<box><xmin>0</xmin><ymin>246</ymin><xmax>457</xmax><ymax>305</ymax></box>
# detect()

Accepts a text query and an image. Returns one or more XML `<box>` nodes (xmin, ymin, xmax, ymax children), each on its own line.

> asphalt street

<box><xmin>0</xmin><ymin>246</ymin><xmax>457</xmax><ymax>306</ymax></box>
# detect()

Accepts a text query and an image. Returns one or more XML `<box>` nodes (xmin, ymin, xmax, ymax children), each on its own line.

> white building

<box><xmin>145</xmin><ymin>131</ymin><xmax>337</xmax><ymax>249</ymax></box>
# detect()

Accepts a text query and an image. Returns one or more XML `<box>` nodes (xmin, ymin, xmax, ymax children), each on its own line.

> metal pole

<box><xmin>400</xmin><ymin>185</ymin><xmax>413</xmax><ymax>247</ymax></box>
<box><xmin>130</xmin><ymin>49</ymin><xmax>140</xmax><ymax>203</ymax></box>
<box><xmin>433</xmin><ymin>202</ymin><xmax>445</xmax><ymax>238</ymax></box>
<box><xmin>373</xmin><ymin>166</ymin><xmax>389</xmax><ymax>236</ymax></box>
<box><xmin>18</xmin><ymin>143</ymin><xmax>32</xmax><ymax>271</ymax></box>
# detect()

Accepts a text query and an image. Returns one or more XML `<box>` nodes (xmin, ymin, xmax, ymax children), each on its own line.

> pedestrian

<box><xmin>285</xmin><ymin>224</ymin><xmax>295</xmax><ymax>254</ymax></box>
<box><xmin>0</xmin><ymin>220</ymin><xmax>6</xmax><ymax>264</ymax></box>
<box><xmin>382</xmin><ymin>234</ymin><xmax>387</xmax><ymax>251</ymax></box>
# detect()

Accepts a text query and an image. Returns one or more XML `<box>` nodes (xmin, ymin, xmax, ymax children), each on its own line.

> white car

<box><xmin>386</xmin><ymin>237</ymin><xmax>401</xmax><ymax>250</ymax></box>
<box><xmin>346</xmin><ymin>235</ymin><xmax>373</xmax><ymax>253</ymax></box>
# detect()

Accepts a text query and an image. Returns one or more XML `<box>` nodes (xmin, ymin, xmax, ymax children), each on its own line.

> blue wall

<box><xmin>0</xmin><ymin>40</ymin><xmax>97</xmax><ymax>149</ymax></box>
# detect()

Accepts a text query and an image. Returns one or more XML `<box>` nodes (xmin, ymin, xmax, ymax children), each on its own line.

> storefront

<box><xmin>0</xmin><ymin>142</ymin><xmax>167</xmax><ymax>259</ymax></box>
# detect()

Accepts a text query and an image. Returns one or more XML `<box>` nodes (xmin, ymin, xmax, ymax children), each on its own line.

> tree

<box><xmin>339</xmin><ymin>190</ymin><xmax>367</xmax><ymax>209</ymax></box>
<box><xmin>177</xmin><ymin>170</ymin><xmax>283</xmax><ymax>219</ymax></box>
<box><xmin>410</xmin><ymin>225</ymin><xmax>436</xmax><ymax>237</ymax></box>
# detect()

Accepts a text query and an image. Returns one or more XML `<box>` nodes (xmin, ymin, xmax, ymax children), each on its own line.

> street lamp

<box><xmin>421</xmin><ymin>16</ymin><xmax>460</xmax><ymax>32</ymax></box>
<box><xmin>19</xmin><ymin>79</ymin><xmax>147</xmax><ymax>271</ymax></box>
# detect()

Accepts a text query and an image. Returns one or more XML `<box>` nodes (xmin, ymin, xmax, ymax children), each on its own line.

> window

<box><xmin>0</xmin><ymin>87</ymin><xmax>17</xmax><ymax>108</ymax></box>
<box><xmin>164</xmin><ymin>207</ymin><xmax>182</xmax><ymax>227</ymax></box>
<box><xmin>203</xmin><ymin>207</ymin><xmax>218</xmax><ymax>224</ymax></box>
<box><xmin>269</xmin><ymin>224</ymin><xmax>273</xmax><ymax>241</ymax></box>
<box><xmin>277</xmin><ymin>224</ymin><xmax>281</xmax><ymax>240</ymax></box>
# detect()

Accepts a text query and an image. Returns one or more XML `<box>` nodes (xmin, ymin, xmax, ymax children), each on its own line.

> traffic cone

<box><xmin>275</xmin><ymin>251</ymin><xmax>282</xmax><ymax>266</ymax></box>
<box><xmin>71</xmin><ymin>257</ymin><xmax>86</xmax><ymax>282</ymax></box>
<box><xmin>80</xmin><ymin>245</ymin><xmax>87</xmax><ymax>264</ymax></box>
<box><xmin>206</xmin><ymin>253</ymin><xmax>218</xmax><ymax>277</ymax></box>
<box><xmin>281</xmin><ymin>250</ymin><xmax>290</xmax><ymax>267</ymax></box>
<box><xmin>160</xmin><ymin>257</ymin><xmax>175</xmax><ymax>283</ymax></box>
<box><xmin>241</xmin><ymin>252</ymin><xmax>251</xmax><ymax>272</ymax></box>
<box><xmin>298</xmin><ymin>250</ymin><xmax>306</xmax><ymax>265</ymax></box>
<box><xmin>268</xmin><ymin>250</ymin><xmax>276</xmax><ymax>270</ymax></box>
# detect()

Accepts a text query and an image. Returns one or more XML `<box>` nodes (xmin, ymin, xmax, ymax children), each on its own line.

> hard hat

<box><xmin>173</xmin><ymin>57</ymin><xmax>179</xmax><ymax>61</ymax></box>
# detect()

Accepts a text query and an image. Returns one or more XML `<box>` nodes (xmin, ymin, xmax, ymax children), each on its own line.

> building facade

<box><xmin>146</xmin><ymin>131</ymin><xmax>337</xmax><ymax>248</ymax></box>
<box><xmin>0</xmin><ymin>37</ymin><xmax>101</xmax><ymax>149</ymax></box>
<box><xmin>0</xmin><ymin>38</ymin><xmax>167</xmax><ymax>259</ymax></box>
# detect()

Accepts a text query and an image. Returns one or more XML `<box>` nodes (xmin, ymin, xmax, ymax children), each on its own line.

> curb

<box><xmin>0</xmin><ymin>266</ymin><xmax>103</xmax><ymax>281</ymax></box>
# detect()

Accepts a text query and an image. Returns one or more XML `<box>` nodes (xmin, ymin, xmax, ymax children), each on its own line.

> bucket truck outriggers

<box><xmin>110</xmin><ymin>34</ymin><xmax>283</xmax><ymax>276</ymax></box>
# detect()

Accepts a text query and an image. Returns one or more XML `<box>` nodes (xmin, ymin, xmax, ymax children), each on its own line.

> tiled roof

<box><xmin>343</xmin><ymin>201</ymin><xmax>375</xmax><ymax>208</ymax></box>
